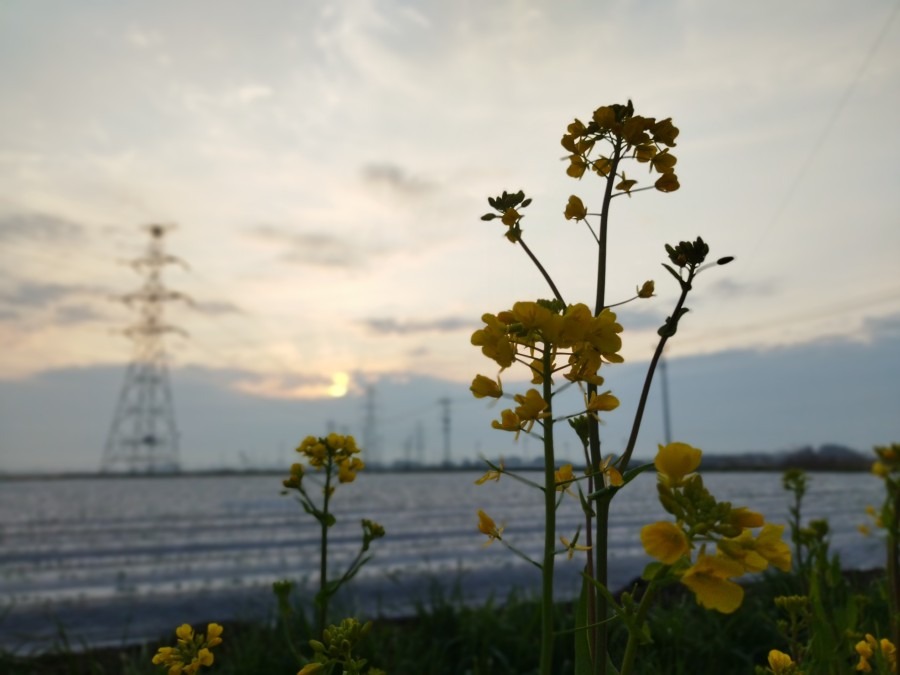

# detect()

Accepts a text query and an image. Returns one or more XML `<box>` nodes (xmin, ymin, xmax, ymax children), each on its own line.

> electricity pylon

<box><xmin>101</xmin><ymin>224</ymin><xmax>189</xmax><ymax>473</ymax></box>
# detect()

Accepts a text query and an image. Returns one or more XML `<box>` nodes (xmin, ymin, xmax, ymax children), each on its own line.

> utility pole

<box><xmin>363</xmin><ymin>385</ymin><xmax>379</xmax><ymax>466</ymax></box>
<box><xmin>438</xmin><ymin>397</ymin><xmax>451</xmax><ymax>466</ymax></box>
<box><xmin>660</xmin><ymin>352</ymin><xmax>673</xmax><ymax>445</ymax></box>
<box><xmin>101</xmin><ymin>224</ymin><xmax>189</xmax><ymax>473</ymax></box>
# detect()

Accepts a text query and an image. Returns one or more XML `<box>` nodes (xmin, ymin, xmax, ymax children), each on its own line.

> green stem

<box><xmin>540</xmin><ymin>345</ymin><xmax>557</xmax><ymax>675</ymax></box>
<box><xmin>619</xmin><ymin>583</ymin><xmax>659</xmax><ymax>675</ymax></box>
<box><xmin>890</xmin><ymin>486</ymin><xmax>900</xmax><ymax>653</ymax></box>
<box><xmin>618</xmin><ymin>270</ymin><xmax>693</xmax><ymax>469</ymax></box>
<box><xmin>591</xmin><ymin>139</ymin><xmax>623</xmax><ymax>675</ymax></box>
<box><xmin>519</xmin><ymin>237</ymin><xmax>566</xmax><ymax>306</ymax></box>
<box><xmin>318</xmin><ymin>467</ymin><xmax>333</xmax><ymax>636</ymax></box>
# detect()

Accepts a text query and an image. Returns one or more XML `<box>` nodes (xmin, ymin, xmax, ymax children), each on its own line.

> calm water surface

<box><xmin>0</xmin><ymin>470</ymin><xmax>884</xmax><ymax>653</ymax></box>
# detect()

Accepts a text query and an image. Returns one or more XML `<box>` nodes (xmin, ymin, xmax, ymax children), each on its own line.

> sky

<box><xmin>1</xmin><ymin>0</ymin><xmax>899</xmax><ymax>472</ymax></box>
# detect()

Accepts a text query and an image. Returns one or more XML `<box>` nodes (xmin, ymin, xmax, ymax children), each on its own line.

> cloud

<box><xmin>0</xmin><ymin>281</ymin><xmax>103</xmax><ymax>308</ymax></box>
<box><xmin>709</xmin><ymin>277</ymin><xmax>778</xmax><ymax>298</ymax></box>
<box><xmin>0</xmin><ymin>213</ymin><xmax>84</xmax><ymax>243</ymax></box>
<box><xmin>55</xmin><ymin>304</ymin><xmax>107</xmax><ymax>324</ymax></box>
<box><xmin>249</xmin><ymin>225</ymin><xmax>372</xmax><ymax>268</ymax></box>
<box><xmin>863</xmin><ymin>311</ymin><xmax>900</xmax><ymax>339</ymax></box>
<box><xmin>191</xmin><ymin>300</ymin><xmax>243</xmax><ymax>316</ymax></box>
<box><xmin>231</xmin><ymin>370</ymin><xmax>336</xmax><ymax>399</ymax></box>
<box><xmin>361</xmin><ymin>316</ymin><xmax>473</xmax><ymax>335</ymax></box>
<box><xmin>360</xmin><ymin>163</ymin><xmax>434</xmax><ymax>198</ymax></box>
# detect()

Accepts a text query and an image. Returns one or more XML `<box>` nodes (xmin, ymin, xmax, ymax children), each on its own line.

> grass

<box><xmin>0</xmin><ymin>568</ymin><xmax>888</xmax><ymax>674</ymax></box>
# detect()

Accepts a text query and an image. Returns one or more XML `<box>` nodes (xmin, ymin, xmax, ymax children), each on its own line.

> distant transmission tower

<box><xmin>101</xmin><ymin>224</ymin><xmax>190</xmax><ymax>473</ymax></box>
<box><xmin>438</xmin><ymin>397</ymin><xmax>451</xmax><ymax>465</ymax></box>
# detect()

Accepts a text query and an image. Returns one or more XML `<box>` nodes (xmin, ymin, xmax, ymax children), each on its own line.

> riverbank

<box><xmin>1</xmin><ymin>567</ymin><xmax>887</xmax><ymax>675</ymax></box>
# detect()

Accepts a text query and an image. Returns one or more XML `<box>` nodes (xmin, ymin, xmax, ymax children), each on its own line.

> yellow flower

<box><xmin>585</xmin><ymin>391</ymin><xmax>619</xmax><ymax>416</ymax></box>
<box><xmin>680</xmin><ymin>554</ymin><xmax>745</xmax><ymax>613</ymax></box>
<box><xmin>470</xmin><ymin>374</ymin><xmax>502</xmax><ymax>399</ymax></box>
<box><xmin>477</xmin><ymin>509</ymin><xmax>503</xmax><ymax>544</ymax></box>
<box><xmin>615</xmin><ymin>174</ymin><xmax>637</xmax><ymax>194</ymax></box>
<box><xmin>598</xmin><ymin>455</ymin><xmax>624</xmax><ymax>488</ymax></box>
<box><xmin>555</xmin><ymin>464</ymin><xmax>576</xmax><ymax>492</ymax></box>
<box><xmin>640</xmin><ymin>521</ymin><xmax>690</xmax><ymax>564</ymax></box>
<box><xmin>655</xmin><ymin>442</ymin><xmax>702</xmax><ymax>486</ymax></box>
<box><xmin>754</xmin><ymin>523</ymin><xmax>792</xmax><ymax>572</ymax></box>
<box><xmin>560</xmin><ymin>534</ymin><xmax>591</xmax><ymax>560</ymax></box>
<box><xmin>205</xmin><ymin>623</ymin><xmax>223</xmax><ymax>647</ymax></box>
<box><xmin>729</xmin><ymin>507</ymin><xmax>765</xmax><ymax>529</ymax></box>
<box><xmin>337</xmin><ymin>457</ymin><xmax>364</xmax><ymax>483</ymax></box>
<box><xmin>501</xmin><ymin>207</ymin><xmax>520</xmax><ymax>226</ymax></box>
<box><xmin>873</xmin><ymin>461</ymin><xmax>890</xmax><ymax>478</ymax></box>
<box><xmin>564</xmin><ymin>195</ymin><xmax>588</xmax><ymax>221</ymax></box>
<box><xmin>491</xmin><ymin>409</ymin><xmax>521</xmax><ymax>436</ymax></box>
<box><xmin>298</xmin><ymin>664</ymin><xmax>325</xmax><ymax>675</ymax></box>
<box><xmin>152</xmin><ymin>623</ymin><xmax>222</xmax><ymax>675</ymax></box>
<box><xmin>513</xmin><ymin>389</ymin><xmax>550</xmax><ymax>432</ymax></box>
<box><xmin>855</xmin><ymin>634</ymin><xmax>897</xmax><ymax>673</ymax></box>
<box><xmin>637</xmin><ymin>280</ymin><xmax>655</xmax><ymax>298</ymax></box>
<box><xmin>471</xmin><ymin>314</ymin><xmax>516</xmax><ymax>369</ymax></box>
<box><xmin>767</xmin><ymin>649</ymin><xmax>796</xmax><ymax>674</ymax></box>
<box><xmin>475</xmin><ymin>460</ymin><xmax>504</xmax><ymax>485</ymax></box>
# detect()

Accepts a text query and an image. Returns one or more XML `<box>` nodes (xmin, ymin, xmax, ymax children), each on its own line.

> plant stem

<box><xmin>318</xmin><ymin>467</ymin><xmax>333</xmax><ymax>636</ymax></box>
<box><xmin>619</xmin><ymin>583</ymin><xmax>658</xmax><ymax>675</ymax></box>
<box><xmin>618</xmin><ymin>271</ymin><xmax>692</xmax><ymax>469</ymax></box>
<box><xmin>520</xmin><ymin>237</ymin><xmax>566</xmax><ymax>306</ymax></box>
<box><xmin>591</xmin><ymin>140</ymin><xmax>622</xmax><ymax>675</ymax></box>
<box><xmin>540</xmin><ymin>346</ymin><xmax>557</xmax><ymax>675</ymax></box>
<box><xmin>890</xmin><ymin>486</ymin><xmax>900</xmax><ymax>652</ymax></box>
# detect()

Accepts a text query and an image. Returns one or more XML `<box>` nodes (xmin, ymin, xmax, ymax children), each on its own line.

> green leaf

<box><xmin>621</xmin><ymin>461</ymin><xmax>655</xmax><ymax>484</ymax></box>
<box><xmin>481</xmin><ymin>213</ymin><xmax>497</xmax><ymax>221</ymax></box>
<box><xmin>661</xmin><ymin>263</ymin><xmax>684</xmax><ymax>285</ymax></box>
<box><xmin>641</xmin><ymin>561</ymin><xmax>666</xmax><ymax>581</ymax></box>
<box><xmin>574</xmin><ymin>576</ymin><xmax>593</xmax><ymax>675</ymax></box>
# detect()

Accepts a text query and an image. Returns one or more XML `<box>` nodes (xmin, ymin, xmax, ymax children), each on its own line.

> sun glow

<box><xmin>327</xmin><ymin>372</ymin><xmax>350</xmax><ymax>398</ymax></box>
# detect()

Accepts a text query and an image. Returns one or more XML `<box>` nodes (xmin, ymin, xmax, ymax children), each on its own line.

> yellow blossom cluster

<box><xmin>873</xmin><ymin>444</ymin><xmax>900</xmax><ymax>480</ymax></box>
<box><xmin>470</xmin><ymin>300</ymin><xmax>623</xmax><ymax>437</ymax></box>
<box><xmin>286</xmin><ymin>433</ymin><xmax>365</xmax><ymax>487</ymax></box>
<box><xmin>640</xmin><ymin>442</ymin><xmax>791</xmax><ymax>614</ymax></box>
<box><xmin>152</xmin><ymin>623</ymin><xmax>223</xmax><ymax>675</ymax></box>
<box><xmin>299</xmin><ymin>618</ymin><xmax>383</xmax><ymax>675</ymax></box>
<box><xmin>561</xmin><ymin>101</ymin><xmax>680</xmax><ymax>194</ymax></box>
<box><xmin>856</xmin><ymin>634</ymin><xmax>897</xmax><ymax>673</ymax></box>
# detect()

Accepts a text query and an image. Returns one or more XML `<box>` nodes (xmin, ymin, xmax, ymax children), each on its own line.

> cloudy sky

<box><xmin>2</xmin><ymin>1</ymin><xmax>899</xmax><ymax>472</ymax></box>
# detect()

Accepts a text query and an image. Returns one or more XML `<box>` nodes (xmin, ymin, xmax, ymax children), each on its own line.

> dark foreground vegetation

<box><xmin>1</xmin><ymin>566</ymin><xmax>888</xmax><ymax>675</ymax></box>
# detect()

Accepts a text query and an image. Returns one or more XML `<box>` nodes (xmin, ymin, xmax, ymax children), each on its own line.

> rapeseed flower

<box><xmin>560</xmin><ymin>533</ymin><xmax>591</xmax><ymax>560</ymax></box>
<box><xmin>767</xmin><ymin>649</ymin><xmax>799</xmax><ymax>674</ymax></box>
<box><xmin>152</xmin><ymin>623</ymin><xmax>223</xmax><ymax>675</ymax></box>
<box><xmin>855</xmin><ymin>633</ymin><xmax>897</xmax><ymax>673</ymax></box>
<box><xmin>680</xmin><ymin>554</ymin><xmax>744</xmax><ymax>614</ymax></box>
<box><xmin>477</xmin><ymin>509</ymin><xmax>504</xmax><ymax>544</ymax></box>
<box><xmin>641</xmin><ymin>521</ymin><xmax>690</xmax><ymax>565</ymax></box>
<box><xmin>654</xmin><ymin>441</ymin><xmax>702</xmax><ymax>487</ymax></box>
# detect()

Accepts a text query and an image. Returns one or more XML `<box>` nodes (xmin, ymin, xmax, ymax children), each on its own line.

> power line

<box><xmin>749</xmin><ymin>0</ymin><xmax>900</xmax><ymax>261</ymax></box>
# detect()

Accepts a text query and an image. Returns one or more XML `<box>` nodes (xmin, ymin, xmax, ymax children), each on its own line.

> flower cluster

<box><xmin>299</xmin><ymin>618</ymin><xmax>384</xmax><ymax>675</ymax></box>
<box><xmin>855</xmin><ymin>634</ymin><xmax>897</xmax><ymax>673</ymax></box>
<box><xmin>470</xmin><ymin>300</ymin><xmax>623</xmax><ymax>437</ymax></box>
<box><xmin>560</xmin><ymin>100</ymin><xmax>680</xmax><ymax>194</ymax></box>
<box><xmin>286</xmin><ymin>433</ymin><xmax>365</xmax><ymax>487</ymax></box>
<box><xmin>641</xmin><ymin>442</ymin><xmax>791</xmax><ymax>613</ymax></box>
<box><xmin>873</xmin><ymin>444</ymin><xmax>900</xmax><ymax>481</ymax></box>
<box><xmin>151</xmin><ymin>623</ymin><xmax>223</xmax><ymax>675</ymax></box>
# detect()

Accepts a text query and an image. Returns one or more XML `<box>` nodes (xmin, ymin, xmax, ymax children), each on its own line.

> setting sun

<box><xmin>327</xmin><ymin>372</ymin><xmax>350</xmax><ymax>398</ymax></box>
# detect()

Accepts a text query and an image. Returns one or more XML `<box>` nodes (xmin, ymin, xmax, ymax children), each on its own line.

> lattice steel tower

<box><xmin>102</xmin><ymin>224</ymin><xmax>189</xmax><ymax>473</ymax></box>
